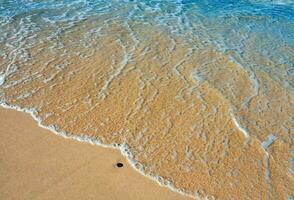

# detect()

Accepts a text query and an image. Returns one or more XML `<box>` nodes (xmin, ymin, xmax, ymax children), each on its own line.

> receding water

<box><xmin>0</xmin><ymin>0</ymin><xmax>293</xmax><ymax>199</ymax></box>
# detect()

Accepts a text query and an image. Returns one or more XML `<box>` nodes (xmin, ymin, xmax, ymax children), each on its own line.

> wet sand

<box><xmin>0</xmin><ymin>107</ymin><xmax>191</xmax><ymax>200</ymax></box>
<box><xmin>0</xmin><ymin>17</ymin><xmax>293</xmax><ymax>199</ymax></box>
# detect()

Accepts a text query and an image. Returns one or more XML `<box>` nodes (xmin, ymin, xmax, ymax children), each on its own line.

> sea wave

<box><xmin>0</xmin><ymin>1</ymin><xmax>293</xmax><ymax>199</ymax></box>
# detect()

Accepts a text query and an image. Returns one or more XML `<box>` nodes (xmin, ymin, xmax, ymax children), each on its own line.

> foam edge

<box><xmin>0</xmin><ymin>100</ymin><xmax>212</xmax><ymax>200</ymax></box>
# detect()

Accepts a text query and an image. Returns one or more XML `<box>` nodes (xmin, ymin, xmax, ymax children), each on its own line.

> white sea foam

<box><xmin>250</xmin><ymin>0</ymin><xmax>294</xmax><ymax>5</ymax></box>
<box><xmin>0</xmin><ymin>0</ymin><xmax>292</xmax><ymax>198</ymax></box>
<box><xmin>261</xmin><ymin>134</ymin><xmax>278</xmax><ymax>182</ymax></box>
<box><xmin>262</xmin><ymin>134</ymin><xmax>278</xmax><ymax>150</ymax></box>
<box><xmin>0</xmin><ymin>100</ymin><xmax>201</xmax><ymax>200</ymax></box>
<box><xmin>230</xmin><ymin>111</ymin><xmax>250</xmax><ymax>140</ymax></box>
<box><xmin>0</xmin><ymin>75</ymin><xmax>5</xmax><ymax>86</ymax></box>
<box><xmin>264</xmin><ymin>155</ymin><xmax>271</xmax><ymax>181</ymax></box>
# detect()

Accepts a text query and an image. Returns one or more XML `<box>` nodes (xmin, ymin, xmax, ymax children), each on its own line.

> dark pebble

<box><xmin>116</xmin><ymin>162</ymin><xmax>124</xmax><ymax>168</ymax></box>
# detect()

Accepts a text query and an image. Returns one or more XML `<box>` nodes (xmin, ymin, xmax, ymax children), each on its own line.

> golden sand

<box><xmin>0</xmin><ymin>107</ymin><xmax>192</xmax><ymax>200</ymax></box>
<box><xmin>0</xmin><ymin>21</ymin><xmax>293</xmax><ymax>199</ymax></box>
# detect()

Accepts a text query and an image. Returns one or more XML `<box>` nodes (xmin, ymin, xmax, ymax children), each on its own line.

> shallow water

<box><xmin>0</xmin><ymin>0</ymin><xmax>293</xmax><ymax>199</ymax></box>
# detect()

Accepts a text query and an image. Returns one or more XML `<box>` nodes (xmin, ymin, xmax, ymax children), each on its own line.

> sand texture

<box><xmin>0</xmin><ymin>2</ymin><xmax>293</xmax><ymax>199</ymax></box>
<box><xmin>0</xmin><ymin>107</ymin><xmax>191</xmax><ymax>200</ymax></box>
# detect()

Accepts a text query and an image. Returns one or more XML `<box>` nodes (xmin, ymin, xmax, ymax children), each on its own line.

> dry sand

<box><xmin>0</xmin><ymin>107</ymin><xmax>191</xmax><ymax>200</ymax></box>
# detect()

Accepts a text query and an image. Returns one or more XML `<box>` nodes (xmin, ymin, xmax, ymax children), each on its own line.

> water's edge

<box><xmin>0</xmin><ymin>102</ymin><xmax>199</xmax><ymax>200</ymax></box>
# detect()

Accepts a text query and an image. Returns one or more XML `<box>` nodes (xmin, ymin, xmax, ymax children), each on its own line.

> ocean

<box><xmin>0</xmin><ymin>0</ymin><xmax>293</xmax><ymax>199</ymax></box>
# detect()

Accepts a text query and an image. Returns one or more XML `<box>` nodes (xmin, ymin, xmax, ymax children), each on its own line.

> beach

<box><xmin>0</xmin><ymin>1</ymin><xmax>293</xmax><ymax>199</ymax></box>
<box><xmin>0</xmin><ymin>107</ymin><xmax>191</xmax><ymax>200</ymax></box>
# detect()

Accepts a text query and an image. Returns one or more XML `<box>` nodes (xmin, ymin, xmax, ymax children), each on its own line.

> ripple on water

<box><xmin>0</xmin><ymin>75</ymin><xmax>5</xmax><ymax>86</ymax></box>
<box><xmin>0</xmin><ymin>1</ymin><xmax>294</xmax><ymax>200</ymax></box>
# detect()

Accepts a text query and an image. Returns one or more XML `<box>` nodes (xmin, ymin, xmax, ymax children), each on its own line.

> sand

<box><xmin>1</xmin><ymin>18</ymin><xmax>293</xmax><ymax>199</ymax></box>
<box><xmin>0</xmin><ymin>107</ymin><xmax>191</xmax><ymax>200</ymax></box>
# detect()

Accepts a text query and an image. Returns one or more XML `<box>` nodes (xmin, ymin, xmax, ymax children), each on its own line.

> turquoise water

<box><xmin>1</xmin><ymin>0</ymin><xmax>293</xmax><ymax>70</ymax></box>
<box><xmin>0</xmin><ymin>0</ymin><xmax>293</xmax><ymax>97</ymax></box>
<box><xmin>0</xmin><ymin>1</ymin><xmax>294</xmax><ymax>199</ymax></box>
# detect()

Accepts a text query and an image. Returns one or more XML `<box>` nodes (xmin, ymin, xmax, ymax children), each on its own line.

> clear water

<box><xmin>0</xmin><ymin>1</ymin><xmax>293</xmax><ymax>199</ymax></box>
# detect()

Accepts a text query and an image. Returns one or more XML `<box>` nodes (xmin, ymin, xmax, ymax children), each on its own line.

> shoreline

<box><xmin>0</xmin><ymin>105</ymin><xmax>193</xmax><ymax>200</ymax></box>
